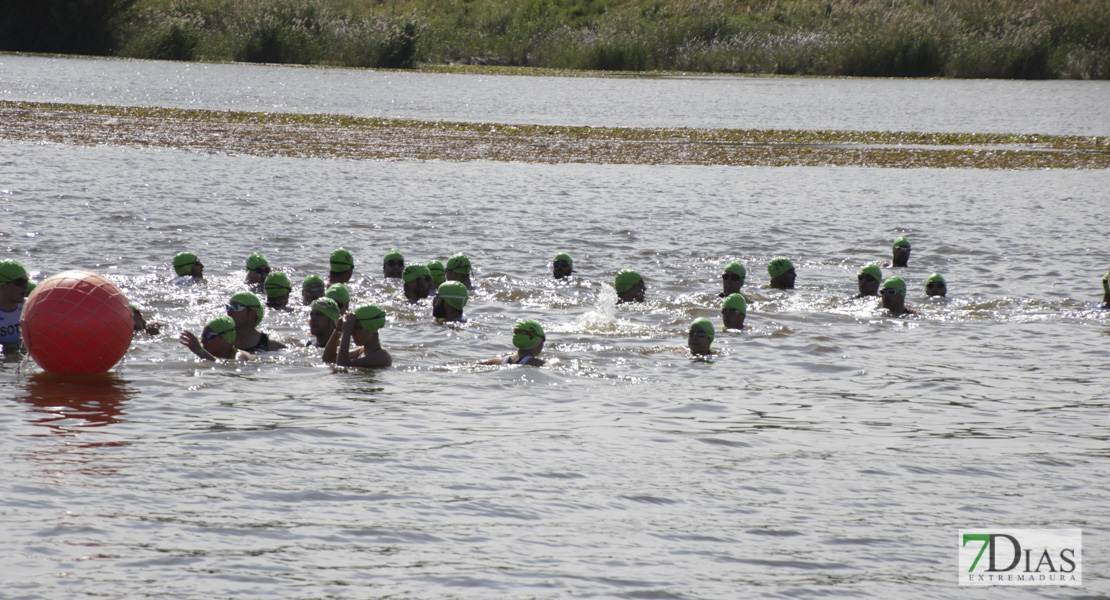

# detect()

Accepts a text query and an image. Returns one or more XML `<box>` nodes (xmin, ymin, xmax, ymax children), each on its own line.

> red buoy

<box><xmin>20</xmin><ymin>271</ymin><xmax>133</xmax><ymax>375</ymax></box>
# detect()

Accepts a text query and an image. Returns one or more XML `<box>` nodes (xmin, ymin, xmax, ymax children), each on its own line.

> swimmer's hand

<box><xmin>178</xmin><ymin>330</ymin><xmax>212</xmax><ymax>360</ymax></box>
<box><xmin>340</xmin><ymin>313</ymin><xmax>357</xmax><ymax>336</ymax></box>
<box><xmin>145</xmin><ymin>322</ymin><xmax>163</xmax><ymax>335</ymax></box>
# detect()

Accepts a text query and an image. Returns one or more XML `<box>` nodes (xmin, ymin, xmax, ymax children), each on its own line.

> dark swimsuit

<box><xmin>239</xmin><ymin>332</ymin><xmax>272</xmax><ymax>353</ymax></box>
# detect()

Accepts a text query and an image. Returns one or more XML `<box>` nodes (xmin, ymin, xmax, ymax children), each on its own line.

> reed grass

<box><xmin>8</xmin><ymin>0</ymin><xmax>1109</xmax><ymax>78</ymax></box>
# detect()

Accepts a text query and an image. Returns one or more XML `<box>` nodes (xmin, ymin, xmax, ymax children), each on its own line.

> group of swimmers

<box><xmin>3</xmin><ymin>238</ymin><xmax>1109</xmax><ymax>364</ymax></box>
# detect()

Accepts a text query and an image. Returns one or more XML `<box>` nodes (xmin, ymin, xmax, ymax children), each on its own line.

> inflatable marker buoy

<box><xmin>20</xmin><ymin>271</ymin><xmax>133</xmax><ymax>375</ymax></box>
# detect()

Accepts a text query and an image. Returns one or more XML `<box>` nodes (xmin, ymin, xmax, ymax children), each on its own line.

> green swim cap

<box><xmin>859</xmin><ymin>264</ymin><xmax>882</xmax><ymax>281</ymax></box>
<box><xmin>353</xmin><ymin>303</ymin><xmax>387</xmax><ymax>332</ymax></box>
<box><xmin>205</xmin><ymin>316</ymin><xmax>238</xmax><ymax>344</ymax></box>
<box><xmin>129</xmin><ymin>302</ymin><xmax>139</xmax><ymax>313</ymax></box>
<box><xmin>722</xmin><ymin>293</ymin><xmax>747</xmax><ymax>314</ymax></box>
<box><xmin>554</xmin><ymin>253</ymin><xmax>573</xmax><ymax>269</ymax></box>
<box><xmin>330</xmin><ymin>248</ymin><xmax>354</xmax><ymax>273</ymax></box>
<box><xmin>402</xmin><ymin>264</ymin><xmax>431</xmax><ymax>283</ymax></box>
<box><xmin>302</xmin><ymin>273</ymin><xmax>325</xmax><ymax>288</ymax></box>
<box><xmin>437</xmin><ymin>281</ymin><xmax>469</xmax><ymax>310</ymax></box>
<box><xmin>246</xmin><ymin>253</ymin><xmax>269</xmax><ymax>271</ymax></box>
<box><xmin>925</xmin><ymin>272</ymin><xmax>946</xmax><ymax>287</ymax></box>
<box><xmin>447</xmin><ymin>254</ymin><xmax>472</xmax><ymax>275</ymax></box>
<box><xmin>512</xmin><ymin>319</ymin><xmax>545</xmax><ymax>349</ymax></box>
<box><xmin>614</xmin><ymin>269</ymin><xmax>643</xmax><ymax>293</ymax></box>
<box><xmin>172</xmin><ymin>252</ymin><xmax>198</xmax><ymax>276</ymax></box>
<box><xmin>427</xmin><ymin>260</ymin><xmax>446</xmax><ymax>284</ymax></box>
<box><xmin>325</xmin><ymin>283</ymin><xmax>350</xmax><ymax>306</ymax></box>
<box><xmin>311</xmin><ymin>297</ymin><xmax>340</xmax><ymax>324</ymax></box>
<box><xmin>882</xmin><ymin>276</ymin><xmax>906</xmax><ymax>295</ymax></box>
<box><xmin>264</xmin><ymin>272</ymin><xmax>291</xmax><ymax>298</ymax></box>
<box><xmin>229</xmin><ymin>291</ymin><xmax>265</xmax><ymax>325</ymax></box>
<box><xmin>0</xmin><ymin>259</ymin><xmax>28</xmax><ymax>284</ymax></box>
<box><xmin>383</xmin><ymin>249</ymin><xmax>404</xmax><ymax>264</ymax></box>
<box><xmin>893</xmin><ymin>237</ymin><xmax>912</xmax><ymax>249</ymax></box>
<box><xmin>767</xmin><ymin>257</ymin><xmax>794</xmax><ymax>279</ymax></box>
<box><xmin>691</xmin><ymin>317</ymin><xmax>715</xmax><ymax>341</ymax></box>
<box><xmin>724</xmin><ymin>262</ymin><xmax>746</xmax><ymax>278</ymax></box>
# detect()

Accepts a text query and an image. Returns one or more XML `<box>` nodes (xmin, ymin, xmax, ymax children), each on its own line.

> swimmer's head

<box><xmin>881</xmin><ymin>276</ymin><xmax>906</xmax><ymax>296</ymax></box>
<box><xmin>325</xmin><ymin>283</ymin><xmax>350</xmax><ymax>307</ymax></box>
<box><xmin>0</xmin><ymin>259</ymin><xmax>28</xmax><ymax>285</ymax></box>
<box><xmin>690</xmin><ymin>317</ymin><xmax>715</xmax><ymax>341</ymax></box>
<box><xmin>437</xmin><ymin>281</ymin><xmax>469</xmax><ymax>311</ymax></box>
<box><xmin>512</xmin><ymin>319</ymin><xmax>545</xmax><ymax>349</ymax></box>
<box><xmin>427</xmin><ymin>260</ymin><xmax>446</xmax><ymax>285</ymax></box>
<box><xmin>613</xmin><ymin>269</ymin><xmax>643</xmax><ymax>293</ymax></box>
<box><xmin>383</xmin><ymin>249</ymin><xmax>404</xmax><ymax>264</ymax></box>
<box><xmin>925</xmin><ymin>272</ymin><xmax>947</xmax><ymax>297</ymax></box>
<box><xmin>311</xmin><ymin>297</ymin><xmax>340</xmax><ymax>325</ymax></box>
<box><xmin>447</xmin><ymin>254</ymin><xmax>472</xmax><ymax>275</ymax></box>
<box><xmin>553</xmin><ymin>253</ymin><xmax>573</xmax><ymax>278</ymax></box>
<box><xmin>767</xmin><ymin>257</ymin><xmax>794</xmax><ymax>280</ymax></box>
<box><xmin>893</xmin><ymin>237</ymin><xmax>912</xmax><ymax>250</ymax></box>
<box><xmin>353</xmin><ymin>303</ymin><xmax>387</xmax><ymax>332</ymax></box>
<box><xmin>173</xmin><ymin>252</ymin><xmax>199</xmax><ymax>276</ymax></box>
<box><xmin>383</xmin><ymin>250</ymin><xmax>404</xmax><ymax>278</ymax></box>
<box><xmin>228</xmin><ymin>291</ymin><xmax>265</xmax><ymax>326</ymax></box>
<box><xmin>246</xmin><ymin>253</ymin><xmax>269</xmax><ymax>271</ymax></box>
<box><xmin>722</xmin><ymin>293</ymin><xmax>747</xmax><ymax>314</ymax></box>
<box><xmin>402</xmin><ymin>264</ymin><xmax>431</xmax><ymax>283</ymax></box>
<box><xmin>303</xmin><ymin>274</ymin><xmax>325</xmax><ymax>289</ymax></box>
<box><xmin>263</xmin><ymin>272</ymin><xmax>291</xmax><ymax>298</ymax></box>
<box><xmin>205</xmin><ymin>315</ymin><xmax>238</xmax><ymax>344</ymax></box>
<box><xmin>330</xmin><ymin>248</ymin><xmax>354</xmax><ymax>273</ymax></box>
<box><xmin>859</xmin><ymin>264</ymin><xmax>882</xmax><ymax>282</ymax></box>
<box><xmin>724</xmin><ymin>262</ymin><xmax>746</xmax><ymax>279</ymax></box>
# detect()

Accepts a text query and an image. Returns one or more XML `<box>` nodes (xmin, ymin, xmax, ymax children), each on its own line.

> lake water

<box><xmin>1</xmin><ymin>55</ymin><xmax>1109</xmax><ymax>599</ymax></box>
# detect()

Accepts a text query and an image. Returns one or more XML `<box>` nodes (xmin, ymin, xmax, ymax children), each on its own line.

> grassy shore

<box><xmin>4</xmin><ymin>0</ymin><xmax>1109</xmax><ymax>78</ymax></box>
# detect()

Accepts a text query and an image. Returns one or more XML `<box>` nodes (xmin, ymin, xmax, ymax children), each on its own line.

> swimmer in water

<box><xmin>245</xmin><ymin>253</ymin><xmax>271</xmax><ymax>286</ymax></box>
<box><xmin>263</xmin><ymin>272</ymin><xmax>293</xmax><ymax>309</ymax></box>
<box><xmin>427</xmin><ymin>260</ymin><xmax>447</xmax><ymax>289</ymax></box>
<box><xmin>302</xmin><ymin>274</ymin><xmax>326</xmax><ymax>305</ymax></box>
<box><xmin>432</xmin><ymin>281</ymin><xmax>468</xmax><ymax>322</ymax></box>
<box><xmin>383</xmin><ymin>249</ymin><xmax>405</xmax><ymax>279</ymax></box>
<box><xmin>1100</xmin><ymin>268</ymin><xmax>1110</xmax><ymax>308</ymax></box>
<box><xmin>925</xmin><ymin>273</ymin><xmax>947</xmax><ymax>297</ymax></box>
<box><xmin>307</xmin><ymin>297</ymin><xmax>340</xmax><ymax>348</ymax></box>
<box><xmin>688</xmin><ymin>317</ymin><xmax>714</xmax><ymax>356</ymax></box>
<box><xmin>328</xmin><ymin>248</ymin><xmax>354</xmax><ymax>286</ymax></box>
<box><xmin>0</xmin><ymin>259</ymin><xmax>29</xmax><ymax>354</ymax></box>
<box><xmin>721</xmin><ymin>293</ymin><xmax>747</xmax><ymax>330</ymax></box>
<box><xmin>880</xmin><ymin>276</ymin><xmax>915</xmax><ymax>317</ymax></box>
<box><xmin>324</xmin><ymin>303</ymin><xmax>392</xmax><ymax>368</ymax></box>
<box><xmin>767</xmin><ymin>257</ymin><xmax>796</xmax><ymax>290</ymax></box>
<box><xmin>179</xmin><ymin>316</ymin><xmax>253</xmax><ymax>361</ymax></box>
<box><xmin>720</xmin><ymin>262</ymin><xmax>746</xmax><ymax>297</ymax></box>
<box><xmin>891</xmin><ymin>237</ymin><xmax>911</xmax><ymax>268</ymax></box>
<box><xmin>480</xmin><ymin>319</ymin><xmax>547</xmax><ymax>366</ymax></box>
<box><xmin>131</xmin><ymin>303</ymin><xmax>163</xmax><ymax>335</ymax></box>
<box><xmin>614</xmin><ymin>269</ymin><xmax>646</xmax><ymax>304</ymax></box>
<box><xmin>325</xmin><ymin>283</ymin><xmax>350</xmax><ymax>314</ymax></box>
<box><xmin>446</xmin><ymin>254</ymin><xmax>474</xmax><ymax>289</ymax></box>
<box><xmin>226</xmin><ymin>291</ymin><xmax>286</xmax><ymax>351</ymax></box>
<box><xmin>553</xmin><ymin>253</ymin><xmax>573</xmax><ymax>279</ymax></box>
<box><xmin>171</xmin><ymin>252</ymin><xmax>204</xmax><ymax>284</ymax></box>
<box><xmin>401</xmin><ymin>264</ymin><xmax>433</xmax><ymax>303</ymax></box>
<box><xmin>855</xmin><ymin>264</ymin><xmax>882</xmax><ymax>298</ymax></box>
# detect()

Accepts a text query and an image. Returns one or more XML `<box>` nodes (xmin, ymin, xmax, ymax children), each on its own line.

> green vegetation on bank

<box><xmin>3</xmin><ymin>0</ymin><xmax>1109</xmax><ymax>78</ymax></box>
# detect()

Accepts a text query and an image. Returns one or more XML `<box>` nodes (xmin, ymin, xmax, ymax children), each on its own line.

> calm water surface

<box><xmin>1</xmin><ymin>57</ymin><xmax>1109</xmax><ymax>599</ymax></box>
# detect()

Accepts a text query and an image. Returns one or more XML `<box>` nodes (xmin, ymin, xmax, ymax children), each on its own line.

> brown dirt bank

<box><xmin>2</xmin><ymin>100</ymin><xmax>1107</xmax><ymax>169</ymax></box>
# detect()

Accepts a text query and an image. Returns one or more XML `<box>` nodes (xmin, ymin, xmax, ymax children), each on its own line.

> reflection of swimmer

<box><xmin>553</xmin><ymin>253</ymin><xmax>573</xmax><ymax>279</ymax></box>
<box><xmin>925</xmin><ymin>272</ymin><xmax>947</xmax><ymax>297</ymax></box>
<box><xmin>171</xmin><ymin>252</ymin><xmax>204</xmax><ymax>285</ymax></box>
<box><xmin>721</xmin><ymin>293</ymin><xmax>747</xmax><ymax>330</ymax></box>
<box><xmin>446</xmin><ymin>254</ymin><xmax>474</xmax><ymax>289</ymax></box>
<box><xmin>245</xmin><ymin>253</ymin><xmax>271</xmax><ymax>286</ymax></box>
<box><xmin>432</xmin><ymin>281</ymin><xmax>468</xmax><ymax>323</ymax></box>
<box><xmin>328</xmin><ymin>248</ymin><xmax>354</xmax><ymax>286</ymax></box>
<box><xmin>880</xmin><ymin>277</ymin><xmax>915</xmax><ymax>317</ymax></box>
<box><xmin>226</xmin><ymin>291</ymin><xmax>286</xmax><ymax>351</ymax></box>
<box><xmin>180</xmin><ymin>316</ymin><xmax>253</xmax><ymax>361</ymax></box>
<box><xmin>263</xmin><ymin>272</ymin><xmax>292</xmax><ymax>309</ymax></box>
<box><xmin>302</xmin><ymin>274</ymin><xmax>326</xmax><ymax>305</ymax></box>
<box><xmin>1</xmin><ymin>259</ymin><xmax>29</xmax><ymax>354</ymax></box>
<box><xmin>688</xmin><ymin>318</ymin><xmax>714</xmax><ymax>356</ymax></box>
<box><xmin>130</xmin><ymin>303</ymin><xmax>163</xmax><ymax>335</ymax></box>
<box><xmin>767</xmin><ymin>257</ymin><xmax>796</xmax><ymax>290</ymax></box>
<box><xmin>306</xmin><ymin>297</ymin><xmax>339</xmax><ymax>347</ymax></box>
<box><xmin>890</xmin><ymin>237</ymin><xmax>911</xmax><ymax>268</ymax></box>
<box><xmin>401</xmin><ymin>264</ymin><xmax>433</xmax><ymax>303</ymax></box>
<box><xmin>719</xmin><ymin>262</ymin><xmax>746</xmax><ymax>297</ymax></box>
<box><xmin>855</xmin><ymin>264</ymin><xmax>882</xmax><ymax>298</ymax></box>
<box><xmin>614</xmin><ymin>269</ymin><xmax>646</xmax><ymax>304</ymax></box>
<box><xmin>480</xmin><ymin>319</ymin><xmax>547</xmax><ymax>366</ymax></box>
<box><xmin>325</xmin><ymin>283</ymin><xmax>350</xmax><ymax>314</ymax></box>
<box><xmin>324</xmin><ymin>304</ymin><xmax>392</xmax><ymax>368</ymax></box>
<box><xmin>383</xmin><ymin>249</ymin><xmax>404</xmax><ymax>279</ymax></box>
<box><xmin>427</xmin><ymin>260</ymin><xmax>447</xmax><ymax>288</ymax></box>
